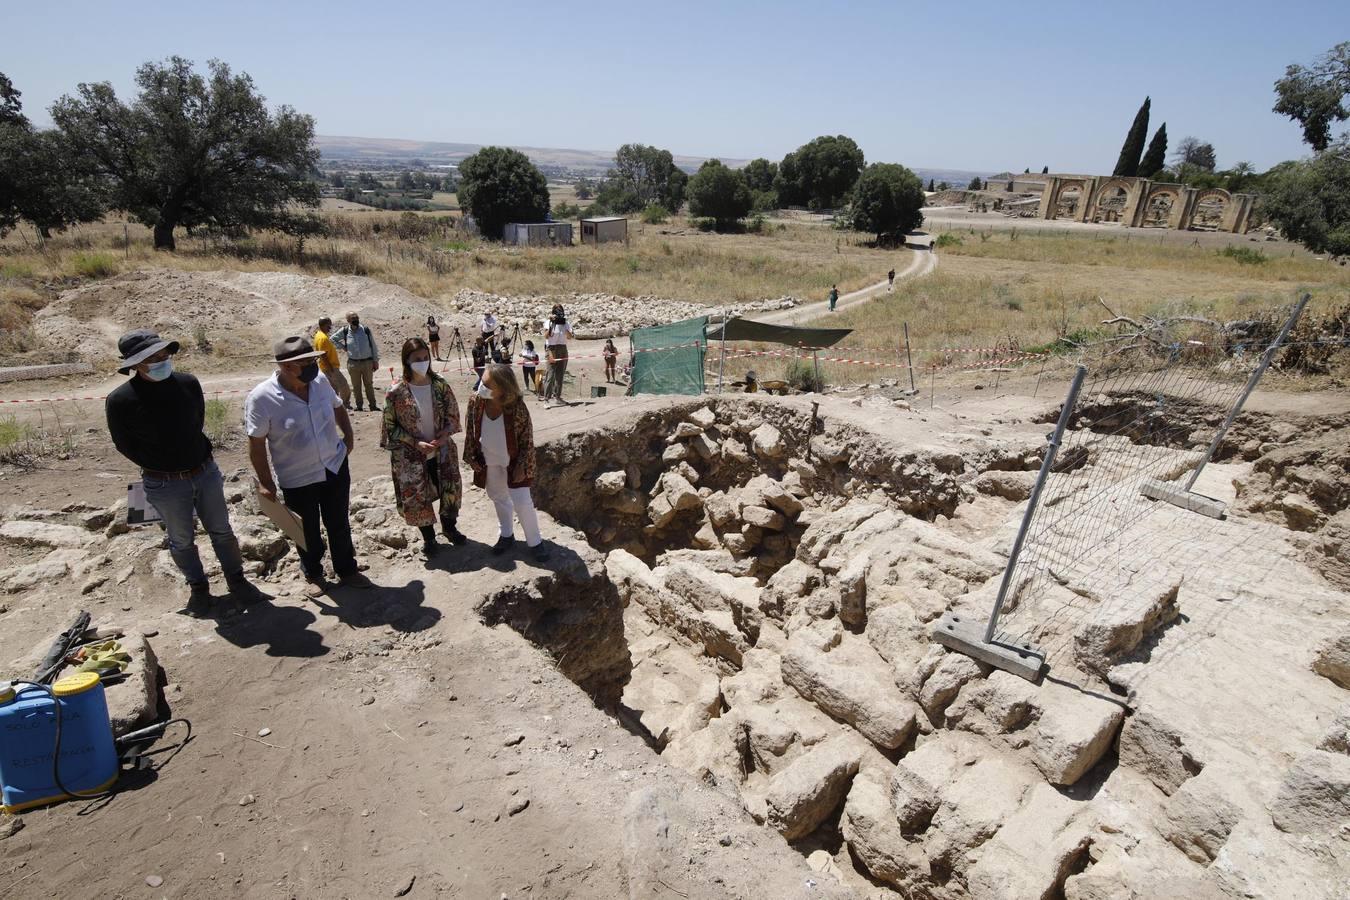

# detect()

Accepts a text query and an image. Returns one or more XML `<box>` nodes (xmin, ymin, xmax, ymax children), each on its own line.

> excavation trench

<box><xmin>474</xmin><ymin>393</ymin><xmax>1293</xmax><ymax>898</ymax></box>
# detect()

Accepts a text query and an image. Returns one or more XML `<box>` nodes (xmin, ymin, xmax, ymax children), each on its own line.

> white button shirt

<box><xmin>245</xmin><ymin>372</ymin><xmax>347</xmax><ymax>489</ymax></box>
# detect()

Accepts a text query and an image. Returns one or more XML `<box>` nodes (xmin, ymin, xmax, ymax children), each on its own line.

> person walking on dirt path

<box><xmin>828</xmin><ymin>285</ymin><xmax>839</xmax><ymax>312</ymax></box>
<box><xmin>381</xmin><ymin>338</ymin><xmax>467</xmax><ymax>558</ymax></box>
<box><xmin>603</xmin><ymin>339</ymin><xmax>618</xmax><ymax>383</ymax></box>
<box><xmin>333</xmin><ymin>311</ymin><xmax>380</xmax><ymax>412</ymax></box>
<box><xmin>314</xmin><ymin>317</ymin><xmax>352</xmax><ymax>411</ymax></box>
<box><xmin>245</xmin><ymin>336</ymin><xmax>365</xmax><ymax>598</ymax></box>
<box><xmin>887</xmin><ymin>269</ymin><xmax>895</xmax><ymax>292</ymax></box>
<box><xmin>464</xmin><ymin>364</ymin><xmax>548</xmax><ymax>562</ymax></box>
<box><xmin>106</xmin><ymin>329</ymin><xmax>263</xmax><ymax>617</ymax></box>
<box><xmin>543</xmin><ymin>304</ymin><xmax>574</xmax><ymax>405</ymax></box>
<box><xmin>426</xmin><ymin>316</ymin><xmax>442</xmax><ymax>361</ymax></box>
<box><xmin>519</xmin><ymin>340</ymin><xmax>540</xmax><ymax>392</ymax></box>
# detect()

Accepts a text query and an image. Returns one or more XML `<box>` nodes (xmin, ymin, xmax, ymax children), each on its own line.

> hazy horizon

<box><xmin>5</xmin><ymin>0</ymin><xmax>1347</xmax><ymax>173</ymax></box>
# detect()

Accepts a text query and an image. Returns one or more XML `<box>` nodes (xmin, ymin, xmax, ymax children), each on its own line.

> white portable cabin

<box><xmin>580</xmin><ymin>216</ymin><xmax>628</xmax><ymax>245</ymax></box>
<box><xmin>502</xmin><ymin>222</ymin><xmax>573</xmax><ymax>246</ymax></box>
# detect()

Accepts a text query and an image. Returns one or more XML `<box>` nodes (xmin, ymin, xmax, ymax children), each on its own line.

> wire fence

<box><xmin>938</xmin><ymin>295</ymin><xmax>1320</xmax><ymax>677</ymax></box>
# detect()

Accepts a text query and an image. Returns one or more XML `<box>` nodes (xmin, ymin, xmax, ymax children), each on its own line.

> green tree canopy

<box><xmin>1138</xmin><ymin>123</ymin><xmax>1168</xmax><ymax>178</ymax></box>
<box><xmin>457</xmin><ymin>146</ymin><xmax>550</xmax><ymax>240</ymax></box>
<box><xmin>0</xmin><ymin>72</ymin><xmax>105</xmax><ymax>237</ymax></box>
<box><xmin>1173</xmin><ymin>136</ymin><xmax>1217</xmax><ymax>172</ymax></box>
<box><xmin>1274</xmin><ymin>42</ymin><xmax>1350</xmax><ymax>152</ymax></box>
<box><xmin>1261</xmin><ymin>137</ymin><xmax>1350</xmax><ymax>257</ymax></box>
<box><xmin>1112</xmin><ymin>96</ymin><xmax>1151</xmax><ymax>177</ymax></box>
<box><xmin>743</xmin><ymin>158</ymin><xmax>778</xmax><ymax>193</ymax></box>
<box><xmin>686</xmin><ymin>159</ymin><xmax>752</xmax><ymax>231</ymax></box>
<box><xmin>848</xmin><ymin>163</ymin><xmax>924</xmax><ymax>241</ymax></box>
<box><xmin>775</xmin><ymin>135</ymin><xmax>864</xmax><ymax>210</ymax></box>
<box><xmin>597</xmin><ymin>143</ymin><xmax>688</xmax><ymax>214</ymax></box>
<box><xmin>50</xmin><ymin>57</ymin><xmax>320</xmax><ymax>250</ymax></box>
<box><xmin>967</xmin><ymin>176</ymin><xmax>983</xmax><ymax>190</ymax></box>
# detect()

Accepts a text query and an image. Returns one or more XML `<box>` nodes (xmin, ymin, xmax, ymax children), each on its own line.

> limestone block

<box><xmin>946</xmin><ymin>671</ymin><xmax>1039</xmax><ymax>736</ymax></box>
<box><xmin>1271</xmin><ymin>750</ymin><xmax>1350</xmax><ymax>834</ymax></box>
<box><xmin>673</xmin><ymin>461</ymin><xmax>700</xmax><ymax>485</ymax></box>
<box><xmin>1312</xmin><ymin>628</ymin><xmax>1350</xmax><ymax>689</ymax></box>
<box><xmin>965</xmin><ymin>782</ymin><xmax>1090</xmax><ymax>900</ymax></box>
<box><xmin>1317</xmin><ymin>704</ymin><xmax>1350</xmax><ymax>754</ymax></box>
<box><xmin>672</xmin><ymin>421</ymin><xmax>704</xmax><ymax>439</ymax></box>
<box><xmin>0</xmin><ymin>520</ymin><xmax>95</xmax><ymax>550</ymax></box>
<box><xmin>742</xmin><ymin>505</ymin><xmax>787</xmax><ymax>531</ymax></box>
<box><xmin>721</xmin><ymin>653</ymin><xmax>784</xmax><ymax>707</ymax></box>
<box><xmin>367</xmin><ymin>527</ymin><xmax>409</xmax><ymax>550</ymax></box>
<box><xmin>663</xmin><ymin>715</ymin><xmax>748</xmax><ymax>795</ymax></box>
<box><xmin>925</xmin><ymin>755</ymin><xmax>1034</xmax><ymax>873</ymax></box>
<box><xmin>689</xmin><ymin>432</ymin><xmax>719</xmax><ymax>461</ymax></box>
<box><xmin>704</xmin><ymin>491</ymin><xmax>738</xmax><ymax>529</ymax></box>
<box><xmin>761</xmin><ymin>559</ymin><xmax>823</xmax><ymax>620</ymax></box>
<box><xmin>751</xmin><ymin>423</ymin><xmax>786</xmax><ymax>458</ymax></box>
<box><xmin>782</xmin><ymin>630</ymin><xmax>919</xmax><ymax>750</ymax></box>
<box><xmin>1160</xmin><ymin>773</ymin><xmax>1240</xmax><ymax>863</ymax></box>
<box><xmin>1117</xmin><ymin>709</ymin><xmax>1204</xmax><ymax>796</ymax></box>
<box><xmin>796</xmin><ymin>502</ymin><xmax>890</xmax><ymax>566</ymax></box>
<box><xmin>740</xmin><ymin>699</ymin><xmax>833</xmax><ymax>776</ymax></box>
<box><xmin>688</xmin><ymin>406</ymin><xmax>716</xmax><ymax>429</ymax></box>
<box><xmin>722</xmin><ymin>439</ymin><xmax>752</xmax><ymax>464</ymax></box>
<box><xmin>842</xmin><ymin>771</ymin><xmax>931</xmax><ymax>890</ymax></box>
<box><xmin>918</xmin><ymin>652</ymin><xmax>985</xmax><ymax>718</ymax></box>
<box><xmin>647</xmin><ymin>493</ymin><xmax>677</xmax><ymax>528</ymax></box>
<box><xmin>971</xmin><ymin>470</ymin><xmax>1036</xmax><ymax>501</ymax></box>
<box><xmin>594</xmin><ymin>470</ymin><xmax>627</xmax><ymax>495</ymax></box>
<box><xmin>691</xmin><ymin>521</ymin><xmax>719</xmax><ymax>550</ymax></box>
<box><xmin>661</xmin><ymin>472</ymin><xmax>702</xmax><ymax>512</ymax></box>
<box><xmin>1073</xmin><ymin>583</ymin><xmax>1180</xmax><ymax>677</ymax></box>
<box><xmin>105</xmin><ymin>633</ymin><xmax>160</xmax><ymax>736</ymax></box>
<box><xmin>236</xmin><ymin>521</ymin><xmax>289</xmax><ymax>562</ymax></box>
<box><xmin>889</xmin><ymin>763</ymin><xmax>940</xmax><ymax>832</ymax></box>
<box><xmin>662</xmin><ymin>443</ymin><xmax>688</xmax><ymax>465</ymax></box>
<box><xmin>1027</xmin><ymin>680</ymin><xmax>1125</xmax><ymax>786</ymax></box>
<box><xmin>621</xmin><ymin>645</ymin><xmax>722</xmax><ymax>748</ymax></box>
<box><xmin>2</xmin><ymin>550</ymin><xmax>84</xmax><ymax>593</ymax></box>
<box><xmin>764</xmin><ymin>734</ymin><xmax>861</xmax><ymax>840</ymax></box>
<box><xmin>606</xmin><ymin>549</ymin><xmax>664</xmax><ymax>612</ymax></box>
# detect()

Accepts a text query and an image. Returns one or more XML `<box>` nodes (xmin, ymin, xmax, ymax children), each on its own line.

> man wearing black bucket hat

<box><xmin>105</xmin><ymin>329</ymin><xmax>262</xmax><ymax>616</ymax></box>
<box><xmin>245</xmin><ymin>336</ymin><xmax>363</xmax><ymax>597</ymax></box>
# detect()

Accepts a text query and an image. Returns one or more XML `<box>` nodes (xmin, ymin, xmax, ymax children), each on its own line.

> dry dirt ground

<box><xmin>1</xmin><ymin>314</ymin><xmax>1348</xmax><ymax>897</ymax></box>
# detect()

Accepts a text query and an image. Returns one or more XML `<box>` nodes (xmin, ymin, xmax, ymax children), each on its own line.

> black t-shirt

<box><xmin>105</xmin><ymin>372</ymin><xmax>212</xmax><ymax>472</ymax></box>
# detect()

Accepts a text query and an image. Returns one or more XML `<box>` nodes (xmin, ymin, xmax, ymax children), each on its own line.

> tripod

<box><xmin>445</xmin><ymin>327</ymin><xmax>468</xmax><ymax>375</ymax></box>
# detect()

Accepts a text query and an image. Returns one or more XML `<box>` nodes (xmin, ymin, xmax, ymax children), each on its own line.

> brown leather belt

<box><xmin>142</xmin><ymin>456</ymin><xmax>213</xmax><ymax>481</ymax></box>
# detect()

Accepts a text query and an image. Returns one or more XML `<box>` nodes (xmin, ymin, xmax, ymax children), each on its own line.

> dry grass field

<box><xmin>3</xmin><ymin>211</ymin><xmax>1347</xmax><ymax>375</ymax></box>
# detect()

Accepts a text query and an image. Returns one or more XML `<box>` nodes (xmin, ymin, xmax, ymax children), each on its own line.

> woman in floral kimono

<box><xmin>463</xmin><ymin>363</ymin><xmax>548</xmax><ymax>562</ymax></box>
<box><xmin>381</xmin><ymin>338</ymin><xmax>467</xmax><ymax>556</ymax></box>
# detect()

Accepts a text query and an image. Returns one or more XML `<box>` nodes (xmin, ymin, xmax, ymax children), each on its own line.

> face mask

<box><xmin>476</xmin><ymin>382</ymin><xmax>494</xmax><ymax>400</ymax></box>
<box><xmin>142</xmin><ymin>359</ymin><xmax>173</xmax><ymax>382</ymax></box>
<box><xmin>410</xmin><ymin>360</ymin><xmax>430</xmax><ymax>376</ymax></box>
<box><xmin>298</xmin><ymin>362</ymin><xmax>320</xmax><ymax>384</ymax></box>
<box><xmin>349</xmin><ymin>318</ymin><xmax>359</xmax><ymax>327</ymax></box>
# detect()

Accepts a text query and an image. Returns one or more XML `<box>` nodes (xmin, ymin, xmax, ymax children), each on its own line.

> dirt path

<box><xmin>756</xmin><ymin>247</ymin><xmax>937</xmax><ymax>327</ymax></box>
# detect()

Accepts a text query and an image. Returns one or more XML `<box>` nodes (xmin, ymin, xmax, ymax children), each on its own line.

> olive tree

<box><xmin>50</xmin><ymin>57</ymin><xmax>320</xmax><ymax>250</ymax></box>
<box><xmin>457</xmin><ymin>146</ymin><xmax>550</xmax><ymax>240</ymax></box>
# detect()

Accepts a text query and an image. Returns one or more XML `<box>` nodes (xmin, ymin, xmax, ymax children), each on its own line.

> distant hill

<box><xmin>315</xmin><ymin>134</ymin><xmax>995</xmax><ymax>186</ymax></box>
<box><xmin>315</xmin><ymin>135</ymin><xmax>746</xmax><ymax>175</ymax></box>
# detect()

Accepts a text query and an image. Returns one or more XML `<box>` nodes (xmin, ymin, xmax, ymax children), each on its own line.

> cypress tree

<box><xmin>1138</xmin><ymin>123</ymin><xmax>1168</xmax><ymax>178</ymax></box>
<box><xmin>1111</xmin><ymin>97</ymin><xmax>1151</xmax><ymax>177</ymax></box>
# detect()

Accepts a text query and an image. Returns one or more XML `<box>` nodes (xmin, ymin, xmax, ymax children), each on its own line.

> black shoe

<box><xmin>226</xmin><ymin>576</ymin><xmax>266</xmax><ymax>607</ymax></box>
<box><xmin>354</xmin><ymin>406</ymin><xmax>364</xmax><ymax>412</ymax></box>
<box><xmin>423</xmin><ymin>537</ymin><xmax>440</xmax><ymax>557</ymax></box>
<box><xmin>443</xmin><ymin>525</ymin><xmax>468</xmax><ymax>546</ymax></box>
<box><xmin>530</xmin><ymin>542</ymin><xmax>551</xmax><ymax>562</ymax></box>
<box><xmin>184</xmin><ymin>582</ymin><xmax>214</xmax><ymax>618</ymax></box>
<box><xmin>491</xmin><ymin>535</ymin><xmax>516</xmax><ymax>556</ymax></box>
<box><xmin>370</xmin><ymin>405</ymin><xmax>381</xmax><ymax>412</ymax></box>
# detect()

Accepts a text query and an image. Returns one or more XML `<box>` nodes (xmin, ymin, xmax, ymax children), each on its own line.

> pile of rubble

<box><xmin>446</xmin><ymin>289</ymin><xmax>800</xmax><ymax>339</ymax></box>
<box><xmin>521</xmin><ymin>397</ymin><xmax>1350</xmax><ymax>899</ymax></box>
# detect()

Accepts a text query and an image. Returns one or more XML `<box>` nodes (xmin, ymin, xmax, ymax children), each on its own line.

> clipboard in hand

<box><xmin>256</xmin><ymin>486</ymin><xmax>307</xmax><ymax>552</ymax></box>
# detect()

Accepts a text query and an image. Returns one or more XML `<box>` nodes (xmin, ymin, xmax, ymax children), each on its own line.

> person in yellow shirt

<box><xmin>314</xmin><ymin>317</ymin><xmax>352</xmax><ymax>410</ymax></box>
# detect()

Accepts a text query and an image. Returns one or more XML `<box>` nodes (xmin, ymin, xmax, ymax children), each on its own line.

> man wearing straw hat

<box><xmin>245</xmin><ymin>335</ymin><xmax>364</xmax><ymax>597</ymax></box>
<box><xmin>106</xmin><ymin>329</ymin><xmax>261</xmax><ymax>616</ymax></box>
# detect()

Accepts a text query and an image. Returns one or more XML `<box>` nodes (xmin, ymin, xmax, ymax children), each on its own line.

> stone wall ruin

<box><xmin>1036</xmin><ymin>174</ymin><xmax>1254</xmax><ymax>233</ymax></box>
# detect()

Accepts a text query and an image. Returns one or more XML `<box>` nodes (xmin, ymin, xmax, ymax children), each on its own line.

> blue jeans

<box><xmin>142</xmin><ymin>460</ymin><xmax>245</xmax><ymax>586</ymax></box>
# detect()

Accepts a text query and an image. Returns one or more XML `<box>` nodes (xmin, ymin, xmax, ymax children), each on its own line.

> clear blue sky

<box><xmin>4</xmin><ymin>0</ymin><xmax>1346</xmax><ymax>172</ymax></box>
